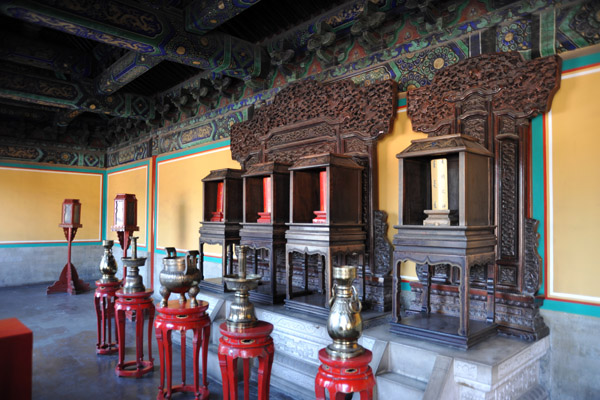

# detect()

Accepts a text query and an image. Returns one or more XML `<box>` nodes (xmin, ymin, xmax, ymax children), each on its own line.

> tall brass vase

<box><xmin>326</xmin><ymin>265</ymin><xmax>364</xmax><ymax>359</ymax></box>
<box><xmin>98</xmin><ymin>240</ymin><xmax>119</xmax><ymax>283</ymax></box>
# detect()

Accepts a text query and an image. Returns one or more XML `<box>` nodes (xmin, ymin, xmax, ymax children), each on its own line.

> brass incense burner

<box><xmin>98</xmin><ymin>240</ymin><xmax>119</xmax><ymax>284</ymax></box>
<box><xmin>326</xmin><ymin>265</ymin><xmax>364</xmax><ymax>359</ymax></box>
<box><xmin>223</xmin><ymin>245</ymin><xmax>261</xmax><ymax>329</ymax></box>
<box><xmin>121</xmin><ymin>236</ymin><xmax>147</xmax><ymax>293</ymax></box>
<box><xmin>159</xmin><ymin>248</ymin><xmax>201</xmax><ymax>307</ymax></box>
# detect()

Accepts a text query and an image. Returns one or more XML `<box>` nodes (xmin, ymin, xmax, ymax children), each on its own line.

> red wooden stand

<box><xmin>115</xmin><ymin>289</ymin><xmax>155</xmax><ymax>378</ymax></box>
<box><xmin>0</xmin><ymin>318</ymin><xmax>33</xmax><ymax>400</ymax></box>
<box><xmin>155</xmin><ymin>300</ymin><xmax>211</xmax><ymax>400</ymax></box>
<box><xmin>315</xmin><ymin>348</ymin><xmax>375</xmax><ymax>400</ymax></box>
<box><xmin>47</xmin><ymin>227</ymin><xmax>90</xmax><ymax>295</ymax></box>
<box><xmin>94</xmin><ymin>280</ymin><xmax>121</xmax><ymax>355</ymax></box>
<box><xmin>218</xmin><ymin>321</ymin><xmax>275</xmax><ymax>400</ymax></box>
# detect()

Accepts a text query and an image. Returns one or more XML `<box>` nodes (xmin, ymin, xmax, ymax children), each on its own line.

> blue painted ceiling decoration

<box><xmin>0</xmin><ymin>0</ymin><xmax>597</xmax><ymax>167</ymax></box>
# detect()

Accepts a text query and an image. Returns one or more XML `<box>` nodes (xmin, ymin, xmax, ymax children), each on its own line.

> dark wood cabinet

<box><xmin>198</xmin><ymin>168</ymin><xmax>243</xmax><ymax>293</ymax></box>
<box><xmin>390</xmin><ymin>134</ymin><xmax>497</xmax><ymax>349</ymax></box>
<box><xmin>240</xmin><ymin>162</ymin><xmax>290</xmax><ymax>304</ymax></box>
<box><xmin>284</xmin><ymin>153</ymin><xmax>366</xmax><ymax>318</ymax></box>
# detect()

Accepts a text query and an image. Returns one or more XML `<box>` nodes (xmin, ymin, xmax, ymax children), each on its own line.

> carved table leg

<box><xmin>486</xmin><ymin>262</ymin><xmax>496</xmax><ymax>323</ymax></box>
<box><xmin>286</xmin><ymin>250</ymin><xmax>293</xmax><ymax>300</ymax></box>
<box><xmin>227</xmin><ymin>356</ymin><xmax>238</xmax><ymax>400</ymax></box>
<box><xmin>181</xmin><ymin>329</ymin><xmax>186</xmax><ymax>387</ymax></box>
<box><xmin>202</xmin><ymin>323</ymin><xmax>210</xmax><ymax>389</ymax></box>
<box><xmin>228</xmin><ymin>243</ymin><xmax>234</xmax><ymax>276</ymax></box>
<box><xmin>155</xmin><ymin>323</ymin><xmax>165</xmax><ymax>393</ymax></box>
<box><xmin>116</xmin><ymin>307</ymin><xmax>126</xmax><ymax>370</ymax></box>
<box><xmin>218</xmin><ymin>348</ymin><xmax>229</xmax><ymax>400</ymax></box>
<box><xmin>270</xmin><ymin>246</ymin><xmax>276</xmax><ymax>301</ymax></box>
<box><xmin>458</xmin><ymin>262</ymin><xmax>470</xmax><ymax>336</ymax></box>
<box><xmin>94</xmin><ymin>294</ymin><xmax>102</xmax><ymax>350</ymax></box>
<box><xmin>166</xmin><ymin>330</ymin><xmax>173</xmax><ymax>398</ymax></box>
<box><xmin>325</xmin><ymin>250</ymin><xmax>333</xmax><ymax>307</ymax></box>
<box><xmin>392</xmin><ymin>257</ymin><xmax>401</xmax><ymax>323</ymax></box>
<box><xmin>147</xmin><ymin>305</ymin><xmax>155</xmax><ymax>365</ymax></box>
<box><xmin>421</xmin><ymin>264</ymin><xmax>432</xmax><ymax>315</ymax></box>
<box><xmin>199</xmin><ymin>242</ymin><xmax>205</xmax><ymax>281</ymax></box>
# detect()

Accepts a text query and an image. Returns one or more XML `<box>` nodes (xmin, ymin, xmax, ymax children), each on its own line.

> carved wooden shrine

<box><xmin>240</xmin><ymin>161</ymin><xmax>290</xmax><ymax>304</ymax></box>
<box><xmin>198</xmin><ymin>168</ymin><xmax>243</xmax><ymax>293</ymax></box>
<box><xmin>391</xmin><ymin>135</ymin><xmax>497</xmax><ymax>348</ymax></box>
<box><xmin>391</xmin><ymin>52</ymin><xmax>561</xmax><ymax>342</ymax></box>
<box><xmin>231</xmin><ymin>79</ymin><xmax>396</xmax><ymax>316</ymax></box>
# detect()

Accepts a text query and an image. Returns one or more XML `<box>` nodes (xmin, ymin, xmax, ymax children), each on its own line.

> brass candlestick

<box><xmin>326</xmin><ymin>265</ymin><xmax>364</xmax><ymax>359</ymax></box>
<box><xmin>223</xmin><ymin>245</ymin><xmax>261</xmax><ymax>329</ymax></box>
<box><xmin>98</xmin><ymin>240</ymin><xmax>119</xmax><ymax>284</ymax></box>
<box><xmin>121</xmin><ymin>236</ymin><xmax>147</xmax><ymax>293</ymax></box>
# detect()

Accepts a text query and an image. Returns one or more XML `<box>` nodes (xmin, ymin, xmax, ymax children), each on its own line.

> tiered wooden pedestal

<box><xmin>155</xmin><ymin>300</ymin><xmax>211</xmax><ymax>400</ymax></box>
<box><xmin>218</xmin><ymin>321</ymin><xmax>275</xmax><ymax>400</ymax></box>
<box><xmin>93</xmin><ymin>280</ymin><xmax>121</xmax><ymax>355</ymax></box>
<box><xmin>315</xmin><ymin>349</ymin><xmax>375</xmax><ymax>400</ymax></box>
<box><xmin>115</xmin><ymin>289</ymin><xmax>155</xmax><ymax>378</ymax></box>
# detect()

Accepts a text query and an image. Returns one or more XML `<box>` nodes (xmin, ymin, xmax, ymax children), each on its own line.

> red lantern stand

<box><xmin>47</xmin><ymin>199</ymin><xmax>90</xmax><ymax>295</ymax></box>
<box><xmin>111</xmin><ymin>194</ymin><xmax>139</xmax><ymax>276</ymax></box>
<box><xmin>218</xmin><ymin>321</ymin><xmax>275</xmax><ymax>400</ymax></box>
<box><xmin>155</xmin><ymin>300</ymin><xmax>211</xmax><ymax>400</ymax></box>
<box><xmin>94</xmin><ymin>280</ymin><xmax>121</xmax><ymax>354</ymax></box>
<box><xmin>315</xmin><ymin>348</ymin><xmax>375</xmax><ymax>400</ymax></box>
<box><xmin>114</xmin><ymin>289</ymin><xmax>155</xmax><ymax>378</ymax></box>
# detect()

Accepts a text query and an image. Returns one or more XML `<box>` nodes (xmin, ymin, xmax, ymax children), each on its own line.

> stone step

<box><xmin>377</xmin><ymin>371</ymin><xmax>427</xmax><ymax>400</ymax></box>
<box><xmin>383</xmin><ymin>341</ymin><xmax>438</xmax><ymax>384</ymax></box>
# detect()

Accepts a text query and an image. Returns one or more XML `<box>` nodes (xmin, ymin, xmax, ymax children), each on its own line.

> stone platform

<box><xmin>195</xmin><ymin>290</ymin><xmax>550</xmax><ymax>400</ymax></box>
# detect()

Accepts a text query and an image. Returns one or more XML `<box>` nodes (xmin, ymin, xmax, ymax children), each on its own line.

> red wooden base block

<box><xmin>315</xmin><ymin>348</ymin><xmax>375</xmax><ymax>400</ymax></box>
<box><xmin>47</xmin><ymin>263</ymin><xmax>90</xmax><ymax>295</ymax></box>
<box><xmin>115</xmin><ymin>289</ymin><xmax>155</xmax><ymax>378</ymax></box>
<box><xmin>0</xmin><ymin>318</ymin><xmax>32</xmax><ymax>400</ymax></box>
<box><xmin>155</xmin><ymin>300</ymin><xmax>211</xmax><ymax>400</ymax></box>
<box><xmin>94</xmin><ymin>280</ymin><xmax>121</xmax><ymax>355</ymax></box>
<box><xmin>218</xmin><ymin>321</ymin><xmax>275</xmax><ymax>400</ymax></box>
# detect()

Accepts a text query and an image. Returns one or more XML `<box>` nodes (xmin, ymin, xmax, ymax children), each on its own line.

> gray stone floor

<box><xmin>0</xmin><ymin>283</ymin><xmax>295</xmax><ymax>400</ymax></box>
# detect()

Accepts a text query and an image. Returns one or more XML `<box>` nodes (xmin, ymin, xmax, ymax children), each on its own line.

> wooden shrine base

<box><xmin>389</xmin><ymin>313</ymin><xmax>497</xmax><ymax>350</ymax></box>
<box><xmin>249</xmin><ymin>282</ymin><xmax>286</xmax><ymax>305</ymax></box>
<box><xmin>285</xmin><ymin>293</ymin><xmax>329</xmax><ymax>318</ymax></box>
<box><xmin>199</xmin><ymin>277</ymin><xmax>231</xmax><ymax>294</ymax></box>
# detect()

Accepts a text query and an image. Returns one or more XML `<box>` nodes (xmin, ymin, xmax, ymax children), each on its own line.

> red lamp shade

<box><xmin>60</xmin><ymin>199</ymin><xmax>82</xmax><ymax>228</ymax></box>
<box><xmin>111</xmin><ymin>194</ymin><xmax>139</xmax><ymax>232</ymax></box>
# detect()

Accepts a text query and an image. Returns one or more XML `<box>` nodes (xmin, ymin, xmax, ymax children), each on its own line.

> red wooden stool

<box><xmin>315</xmin><ymin>348</ymin><xmax>375</xmax><ymax>400</ymax></box>
<box><xmin>155</xmin><ymin>300</ymin><xmax>211</xmax><ymax>400</ymax></box>
<box><xmin>115</xmin><ymin>289</ymin><xmax>155</xmax><ymax>378</ymax></box>
<box><xmin>94</xmin><ymin>280</ymin><xmax>121</xmax><ymax>355</ymax></box>
<box><xmin>218</xmin><ymin>321</ymin><xmax>275</xmax><ymax>400</ymax></box>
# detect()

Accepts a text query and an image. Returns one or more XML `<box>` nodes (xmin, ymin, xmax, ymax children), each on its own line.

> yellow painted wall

<box><xmin>156</xmin><ymin>146</ymin><xmax>240</xmax><ymax>254</ymax></box>
<box><xmin>106</xmin><ymin>164</ymin><xmax>149</xmax><ymax>248</ymax></box>
<box><xmin>0</xmin><ymin>167</ymin><xmax>102</xmax><ymax>242</ymax></box>
<box><xmin>548</xmin><ymin>65</ymin><xmax>600</xmax><ymax>303</ymax></box>
<box><xmin>377</xmin><ymin>105</ymin><xmax>427</xmax><ymax>279</ymax></box>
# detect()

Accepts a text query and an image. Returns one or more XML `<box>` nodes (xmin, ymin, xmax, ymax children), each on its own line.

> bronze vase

<box><xmin>326</xmin><ymin>265</ymin><xmax>364</xmax><ymax>359</ymax></box>
<box><xmin>159</xmin><ymin>248</ymin><xmax>201</xmax><ymax>307</ymax></box>
<box><xmin>98</xmin><ymin>240</ymin><xmax>119</xmax><ymax>283</ymax></box>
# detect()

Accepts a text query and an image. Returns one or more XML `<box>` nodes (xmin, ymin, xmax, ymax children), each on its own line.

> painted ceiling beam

<box><xmin>95</xmin><ymin>51</ymin><xmax>162</xmax><ymax>95</ymax></box>
<box><xmin>185</xmin><ymin>0</ymin><xmax>262</xmax><ymax>35</ymax></box>
<box><xmin>0</xmin><ymin>32</ymin><xmax>91</xmax><ymax>78</ymax></box>
<box><xmin>0</xmin><ymin>0</ymin><xmax>267</xmax><ymax>79</ymax></box>
<box><xmin>0</xmin><ymin>65</ymin><xmax>155</xmax><ymax>120</ymax></box>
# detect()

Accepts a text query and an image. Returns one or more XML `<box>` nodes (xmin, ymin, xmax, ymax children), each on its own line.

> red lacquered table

<box><xmin>94</xmin><ymin>280</ymin><xmax>121</xmax><ymax>355</ymax></box>
<box><xmin>315</xmin><ymin>348</ymin><xmax>375</xmax><ymax>400</ymax></box>
<box><xmin>218</xmin><ymin>321</ymin><xmax>275</xmax><ymax>400</ymax></box>
<box><xmin>115</xmin><ymin>289</ymin><xmax>155</xmax><ymax>378</ymax></box>
<box><xmin>155</xmin><ymin>300</ymin><xmax>211</xmax><ymax>400</ymax></box>
<box><xmin>0</xmin><ymin>318</ymin><xmax>32</xmax><ymax>400</ymax></box>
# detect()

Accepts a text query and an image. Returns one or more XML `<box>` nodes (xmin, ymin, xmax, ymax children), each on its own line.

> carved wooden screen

<box><xmin>407</xmin><ymin>52</ymin><xmax>561</xmax><ymax>339</ymax></box>
<box><xmin>231</xmin><ymin>78</ymin><xmax>397</xmax><ymax>278</ymax></box>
